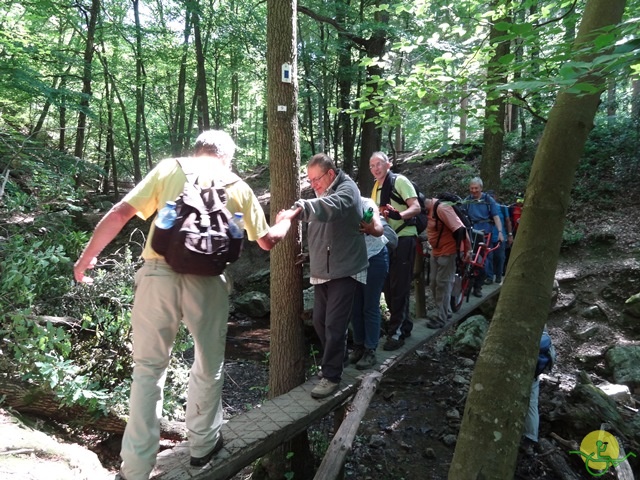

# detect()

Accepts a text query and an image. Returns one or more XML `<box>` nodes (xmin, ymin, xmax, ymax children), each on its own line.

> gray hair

<box><xmin>370</xmin><ymin>151</ymin><xmax>390</xmax><ymax>164</ymax></box>
<box><xmin>308</xmin><ymin>153</ymin><xmax>337</xmax><ymax>173</ymax></box>
<box><xmin>194</xmin><ymin>130</ymin><xmax>236</xmax><ymax>166</ymax></box>
<box><xmin>469</xmin><ymin>176</ymin><xmax>483</xmax><ymax>188</ymax></box>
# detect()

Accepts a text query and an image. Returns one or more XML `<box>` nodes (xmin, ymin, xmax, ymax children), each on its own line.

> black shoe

<box><xmin>521</xmin><ymin>438</ymin><xmax>537</xmax><ymax>456</ymax></box>
<box><xmin>426</xmin><ymin>319</ymin><xmax>444</xmax><ymax>329</ymax></box>
<box><xmin>383</xmin><ymin>336</ymin><xmax>404</xmax><ymax>351</ymax></box>
<box><xmin>348</xmin><ymin>345</ymin><xmax>365</xmax><ymax>364</ymax></box>
<box><xmin>190</xmin><ymin>434</ymin><xmax>224</xmax><ymax>467</ymax></box>
<box><xmin>472</xmin><ymin>288</ymin><xmax>483</xmax><ymax>298</ymax></box>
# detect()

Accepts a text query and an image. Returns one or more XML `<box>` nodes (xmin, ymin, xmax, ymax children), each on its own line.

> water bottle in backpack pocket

<box><xmin>151</xmin><ymin>159</ymin><xmax>244</xmax><ymax>275</ymax></box>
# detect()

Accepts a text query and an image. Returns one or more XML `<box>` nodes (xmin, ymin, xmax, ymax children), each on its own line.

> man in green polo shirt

<box><xmin>369</xmin><ymin>151</ymin><xmax>421</xmax><ymax>351</ymax></box>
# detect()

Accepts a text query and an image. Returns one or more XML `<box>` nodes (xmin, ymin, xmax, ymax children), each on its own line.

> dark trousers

<box><xmin>313</xmin><ymin>276</ymin><xmax>358</xmax><ymax>382</ymax></box>
<box><xmin>384</xmin><ymin>236</ymin><xmax>416</xmax><ymax>338</ymax></box>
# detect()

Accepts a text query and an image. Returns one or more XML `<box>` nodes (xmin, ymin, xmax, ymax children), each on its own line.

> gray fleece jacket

<box><xmin>296</xmin><ymin>170</ymin><xmax>368</xmax><ymax>280</ymax></box>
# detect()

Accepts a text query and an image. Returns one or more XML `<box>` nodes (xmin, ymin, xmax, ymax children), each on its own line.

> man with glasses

<box><xmin>369</xmin><ymin>151</ymin><xmax>421</xmax><ymax>351</ymax></box>
<box><xmin>291</xmin><ymin>153</ymin><xmax>368</xmax><ymax>399</ymax></box>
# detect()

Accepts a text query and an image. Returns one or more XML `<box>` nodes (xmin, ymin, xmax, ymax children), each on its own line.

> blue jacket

<box><xmin>296</xmin><ymin>170</ymin><xmax>368</xmax><ymax>280</ymax></box>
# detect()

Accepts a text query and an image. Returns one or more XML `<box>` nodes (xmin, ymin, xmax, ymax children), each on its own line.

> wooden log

<box><xmin>0</xmin><ymin>377</ymin><xmax>186</xmax><ymax>440</ymax></box>
<box><xmin>28</xmin><ymin>315</ymin><xmax>85</xmax><ymax>329</ymax></box>
<box><xmin>313</xmin><ymin>372</ymin><xmax>382</xmax><ymax>480</ymax></box>
<box><xmin>539</xmin><ymin>438</ymin><xmax>581</xmax><ymax>480</ymax></box>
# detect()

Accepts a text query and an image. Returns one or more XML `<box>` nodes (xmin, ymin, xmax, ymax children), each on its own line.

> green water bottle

<box><xmin>362</xmin><ymin>207</ymin><xmax>374</xmax><ymax>223</ymax></box>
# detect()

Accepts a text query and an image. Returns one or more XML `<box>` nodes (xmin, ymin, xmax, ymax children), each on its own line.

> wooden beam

<box><xmin>313</xmin><ymin>372</ymin><xmax>382</xmax><ymax>480</ymax></box>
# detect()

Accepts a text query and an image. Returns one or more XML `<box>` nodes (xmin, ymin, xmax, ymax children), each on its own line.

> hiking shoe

<box><xmin>190</xmin><ymin>433</ymin><xmax>224</xmax><ymax>467</ymax></box>
<box><xmin>348</xmin><ymin>345</ymin><xmax>365</xmax><ymax>364</ymax></box>
<box><xmin>472</xmin><ymin>288</ymin><xmax>483</xmax><ymax>298</ymax></box>
<box><xmin>355</xmin><ymin>349</ymin><xmax>377</xmax><ymax>370</ymax></box>
<box><xmin>311</xmin><ymin>378</ymin><xmax>340</xmax><ymax>399</ymax></box>
<box><xmin>521</xmin><ymin>438</ymin><xmax>537</xmax><ymax>456</ymax></box>
<box><xmin>426</xmin><ymin>319</ymin><xmax>444</xmax><ymax>329</ymax></box>
<box><xmin>383</xmin><ymin>336</ymin><xmax>404</xmax><ymax>351</ymax></box>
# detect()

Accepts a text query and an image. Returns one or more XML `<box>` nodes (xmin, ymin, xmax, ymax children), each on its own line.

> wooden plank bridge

<box><xmin>151</xmin><ymin>283</ymin><xmax>502</xmax><ymax>480</ymax></box>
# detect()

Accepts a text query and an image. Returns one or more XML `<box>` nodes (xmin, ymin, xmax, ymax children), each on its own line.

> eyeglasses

<box><xmin>309</xmin><ymin>171</ymin><xmax>329</xmax><ymax>184</ymax></box>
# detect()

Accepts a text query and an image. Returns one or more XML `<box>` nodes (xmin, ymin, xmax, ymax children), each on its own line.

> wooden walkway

<box><xmin>151</xmin><ymin>283</ymin><xmax>502</xmax><ymax>480</ymax></box>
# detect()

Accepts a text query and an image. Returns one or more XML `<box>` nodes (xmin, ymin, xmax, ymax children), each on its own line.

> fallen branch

<box><xmin>313</xmin><ymin>372</ymin><xmax>382</xmax><ymax>480</ymax></box>
<box><xmin>0</xmin><ymin>377</ymin><xmax>186</xmax><ymax>440</ymax></box>
<box><xmin>539</xmin><ymin>438</ymin><xmax>581</xmax><ymax>480</ymax></box>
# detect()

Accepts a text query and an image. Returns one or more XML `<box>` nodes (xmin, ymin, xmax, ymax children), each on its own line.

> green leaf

<box><xmin>498</xmin><ymin>53</ymin><xmax>515</xmax><ymax>65</ymax></box>
<box><xmin>594</xmin><ymin>33</ymin><xmax>616</xmax><ymax>50</ymax></box>
<box><xmin>494</xmin><ymin>21</ymin><xmax>511</xmax><ymax>32</ymax></box>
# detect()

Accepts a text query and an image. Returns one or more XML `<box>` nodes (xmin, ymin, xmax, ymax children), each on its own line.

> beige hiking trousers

<box><xmin>120</xmin><ymin>259</ymin><xmax>229</xmax><ymax>480</ymax></box>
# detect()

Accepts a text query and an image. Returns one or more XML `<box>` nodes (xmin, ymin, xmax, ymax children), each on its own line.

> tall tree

<box><xmin>479</xmin><ymin>0</ymin><xmax>511</xmax><ymax>192</ymax></box>
<box><xmin>132</xmin><ymin>0</ymin><xmax>145</xmax><ymax>180</ymax></box>
<box><xmin>192</xmin><ymin>0</ymin><xmax>210</xmax><ymax>131</ymax></box>
<box><xmin>450</xmin><ymin>1</ymin><xmax>627</xmax><ymax>478</ymax></box>
<box><xmin>265</xmin><ymin>0</ymin><xmax>309</xmax><ymax>477</ymax></box>
<box><xmin>73</xmin><ymin>0</ymin><xmax>101</xmax><ymax>163</ymax></box>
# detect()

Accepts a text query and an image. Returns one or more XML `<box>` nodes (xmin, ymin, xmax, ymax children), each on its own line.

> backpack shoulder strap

<box><xmin>379</xmin><ymin>172</ymin><xmax>396</xmax><ymax>206</ymax></box>
<box><xmin>389</xmin><ymin>174</ymin><xmax>410</xmax><ymax>206</ymax></box>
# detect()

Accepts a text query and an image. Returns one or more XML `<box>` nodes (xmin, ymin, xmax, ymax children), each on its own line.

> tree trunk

<box><xmin>193</xmin><ymin>2</ymin><xmax>210</xmax><ymax>132</ymax></box>
<box><xmin>449</xmin><ymin>0</ymin><xmax>625</xmax><ymax>479</ymax></box>
<box><xmin>632</xmin><ymin>76</ymin><xmax>640</xmax><ymax>118</ymax></box>
<box><xmin>132</xmin><ymin>0</ymin><xmax>144</xmax><ymax>181</ymax></box>
<box><xmin>73</xmin><ymin>0</ymin><xmax>101</xmax><ymax>165</ymax></box>
<box><xmin>100</xmin><ymin>54</ymin><xmax>116</xmax><ymax>195</ymax></box>
<box><xmin>264</xmin><ymin>0</ymin><xmax>310</xmax><ymax>478</ymax></box>
<box><xmin>171</xmin><ymin>10</ymin><xmax>191</xmax><ymax>157</ymax></box>
<box><xmin>0</xmin><ymin>378</ymin><xmax>185</xmax><ymax>440</ymax></box>
<box><xmin>59</xmin><ymin>76</ymin><xmax>67</xmax><ymax>152</ymax></box>
<box><xmin>480</xmin><ymin>1</ymin><xmax>510</xmax><ymax>192</ymax></box>
<box><xmin>336</xmin><ymin>1</ymin><xmax>355</xmax><ymax>174</ymax></box>
<box><xmin>357</xmin><ymin>7</ymin><xmax>388</xmax><ymax>195</ymax></box>
<box><xmin>449</xmin><ymin>2</ymin><xmax>627</xmax><ymax>478</ymax></box>
<box><xmin>460</xmin><ymin>87</ymin><xmax>469</xmax><ymax>144</ymax></box>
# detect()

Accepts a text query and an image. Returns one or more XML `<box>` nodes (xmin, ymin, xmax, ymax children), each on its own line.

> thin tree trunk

<box><xmin>480</xmin><ymin>0</ymin><xmax>510</xmax><ymax>192</ymax></box>
<box><xmin>73</xmin><ymin>0</ymin><xmax>101</xmax><ymax>165</ymax></box>
<box><xmin>264</xmin><ymin>0</ymin><xmax>310</xmax><ymax>477</ymax></box>
<box><xmin>459</xmin><ymin>88</ymin><xmax>468</xmax><ymax>144</ymax></box>
<box><xmin>357</xmin><ymin>7</ymin><xmax>388</xmax><ymax>195</ymax></box>
<box><xmin>132</xmin><ymin>0</ymin><xmax>144</xmax><ymax>181</ymax></box>
<box><xmin>450</xmin><ymin>2</ymin><xmax>627</xmax><ymax>478</ymax></box>
<box><xmin>171</xmin><ymin>10</ymin><xmax>191</xmax><ymax>156</ymax></box>
<box><xmin>193</xmin><ymin>2</ymin><xmax>210</xmax><ymax>132</ymax></box>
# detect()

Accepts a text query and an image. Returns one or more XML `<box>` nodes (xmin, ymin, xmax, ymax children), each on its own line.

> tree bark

<box><xmin>132</xmin><ymin>0</ymin><xmax>144</xmax><ymax>182</ymax></box>
<box><xmin>73</xmin><ymin>0</ymin><xmax>101</xmax><ymax>164</ymax></box>
<box><xmin>264</xmin><ymin>0</ymin><xmax>310</xmax><ymax>478</ymax></box>
<box><xmin>450</xmin><ymin>1</ymin><xmax>627</xmax><ymax>478</ymax></box>
<box><xmin>193</xmin><ymin>1</ymin><xmax>210</xmax><ymax>132</ymax></box>
<box><xmin>0</xmin><ymin>378</ymin><xmax>186</xmax><ymax>440</ymax></box>
<box><xmin>480</xmin><ymin>1</ymin><xmax>510</xmax><ymax>192</ymax></box>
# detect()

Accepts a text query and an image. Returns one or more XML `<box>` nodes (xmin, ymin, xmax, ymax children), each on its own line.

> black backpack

<box><xmin>151</xmin><ymin>159</ymin><xmax>243</xmax><ymax>276</ymax></box>
<box><xmin>432</xmin><ymin>192</ymin><xmax>473</xmax><ymax>251</ymax></box>
<box><xmin>380</xmin><ymin>172</ymin><xmax>428</xmax><ymax>234</ymax></box>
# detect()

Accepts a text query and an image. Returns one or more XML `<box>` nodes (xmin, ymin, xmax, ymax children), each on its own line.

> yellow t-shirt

<box><xmin>123</xmin><ymin>157</ymin><xmax>270</xmax><ymax>260</ymax></box>
<box><xmin>370</xmin><ymin>175</ymin><xmax>418</xmax><ymax>237</ymax></box>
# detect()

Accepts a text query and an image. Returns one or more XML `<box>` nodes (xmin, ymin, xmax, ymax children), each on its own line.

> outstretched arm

<box><xmin>74</xmin><ymin>201</ymin><xmax>138</xmax><ymax>283</ymax></box>
<box><xmin>256</xmin><ymin>206</ymin><xmax>301</xmax><ymax>251</ymax></box>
